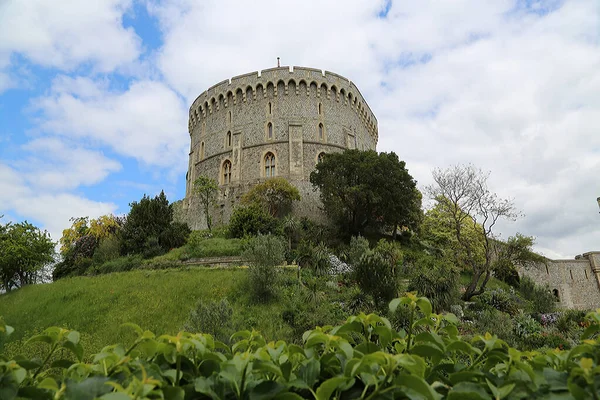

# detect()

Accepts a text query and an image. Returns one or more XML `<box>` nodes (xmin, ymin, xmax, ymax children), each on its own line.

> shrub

<box><xmin>347</xmin><ymin>235</ymin><xmax>370</xmax><ymax>266</ymax></box>
<box><xmin>518</xmin><ymin>276</ymin><xmax>556</xmax><ymax>314</ymax></box>
<box><xmin>478</xmin><ymin>288</ymin><xmax>520</xmax><ymax>316</ymax></box>
<box><xmin>513</xmin><ymin>312</ymin><xmax>542</xmax><ymax>339</ymax></box>
<box><xmin>159</xmin><ymin>221</ymin><xmax>191</xmax><ymax>250</ymax></box>
<box><xmin>473</xmin><ymin>309</ymin><xmax>515</xmax><ymax>343</ymax></box>
<box><xmin>408</xmin><ymin>256</ymin><xmax>459</xmax><ymax>313</ymax></box>
<box><xmin>374</xmin><ymin>239</ymin><xmax>403</xmax><ymax>269</ymax></box>
<box><xmin>354</xmin><ymin>251</ymin><xmax>397</xmax><ymax>309</ymax></box>
<box><xmin>92</xmin><ymin>235</ymin><xmax>121</xmax><ymax>265</ymax></box>
<box><xmin>183</xmin><ymin>299</ymin><xmax>233</xmax><ymax>343</ymax></box>
<box><xmin>243</xmin><ymin>234</ymin><xmax>285</xmax><ymax>302</ymax></box>
<box><xmin>228</xmin><ymin>204</ymin><xmax>280</xmax><ymax>238</ymax></box>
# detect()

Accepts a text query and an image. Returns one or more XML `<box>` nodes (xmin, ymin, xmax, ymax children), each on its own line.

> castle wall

<box><xmin>519</xmin><ymin>252</ymin><xmax>600</xmax><ymax>310</ymax></box>
<box><xmin>179</xmin><ymin>66</ymin><xmax>378</xmax><ymax>229</ymax></box>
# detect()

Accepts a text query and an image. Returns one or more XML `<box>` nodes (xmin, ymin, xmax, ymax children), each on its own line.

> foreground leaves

<box><xmin>2</xmin><ymin>295</ymin><xmax>600</xmax><ymax>399</ymax></box>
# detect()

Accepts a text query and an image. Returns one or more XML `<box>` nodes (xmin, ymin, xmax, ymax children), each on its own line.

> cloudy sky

<box><xmin>0</xmin><ymin>0</ymin><xmax>598</xmax><ymax>258</ymax></box>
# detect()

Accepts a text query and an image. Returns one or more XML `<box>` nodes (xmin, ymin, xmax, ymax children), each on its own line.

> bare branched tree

<box><xmin>426</xmin><ymin>164</ymin><xmax>520</xmax><ymax>301</ymax></box>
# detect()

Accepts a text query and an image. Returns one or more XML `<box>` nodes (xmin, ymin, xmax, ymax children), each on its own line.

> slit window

<box><xmin>318</xmin><ymin>103</ymin><xmax>322</xmax><ymax>115</ymax></box>
<box><xmin>222</xmin><ymin>160</ymin><xmax>232</xmax><ymax>184</ymax></box>
<box><xmin>227</xmin><ymin>131</ymin><xmax>232</xmax><ymax>147</ymax></box>
<box><xmin>570</xmin><ymin>270</ymin><xmax>574</xmax><ymax>280</ymax></box>
<box><xmin>268</xmin><ymin>102</ymin><xmax>272</xmax><ymax>115</ymax></box>
<box><xmin>228</xmin><ymin>111</ymin><xmax>232</xmax><ymax>124</ymax></box>
<box><xmin>264</xmin><ymin>152</ymin><xmax>275</xmax><ymax>177</ymax></box>
<box><xmin>267</xmin><ymin>122</ymin><xmax>273</xmax><ymax>139</ymax></box>
<box><xmin>200</xmin><ymin>142</ymin><xmax>205</xmax><ymax>160</ymax></box>
<box><xmin>318</xmin><ymin>123</ymin><xmax>324</xmax><ymax>140</ymax></box>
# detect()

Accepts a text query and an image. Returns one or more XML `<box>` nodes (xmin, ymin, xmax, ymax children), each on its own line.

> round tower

<box><xmin>179</xmin><ymin>66</ymin><xmax>378</xmax><ymax>229</ymax></box>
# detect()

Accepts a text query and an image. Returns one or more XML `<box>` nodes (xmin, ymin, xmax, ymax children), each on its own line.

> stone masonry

<box><xmin>175</xmin><ymin>66</ymin><xmax>378</xmax><ymax>229</ymax></box>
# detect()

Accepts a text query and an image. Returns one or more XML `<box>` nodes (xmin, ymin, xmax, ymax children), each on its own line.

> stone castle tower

<box><xmin>176</xmin><ymin>66</ymin><xmax>379</xmax><ymax>229</ymax></box>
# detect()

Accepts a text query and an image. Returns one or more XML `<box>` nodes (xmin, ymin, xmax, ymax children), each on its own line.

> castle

<box><xmin>175</xmin><ymin>66</ymin><xmax>378</xmax><ymax>229</ymax></box>
<box><xmin>173</xmin><ymin>65</ymin><xmax>600</xmax><ymax>311</ymax></box>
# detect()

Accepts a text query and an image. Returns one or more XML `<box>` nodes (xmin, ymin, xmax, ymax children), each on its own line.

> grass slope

<box><xmin>0</xmin><ymin>268</ymin><xmax>249</xmax><ymax>358</ymax></box>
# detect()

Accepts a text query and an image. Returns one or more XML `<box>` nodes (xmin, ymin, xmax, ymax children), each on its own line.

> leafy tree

<box><xmin>354</xmin><ymin>250</ymin><xmax>397</xmax><ymax>309</ymax></box>
<box><xmin>243</xmin><ymin>234</ymin><xmax>285</xmax><ymax>302</ymax></box>
<box><xmin>494</xmin><ymin>233</ymin><xmax>546</xmax><ymax>286</ymax></box>
<box><xmin>281</xmin><ymin>215</ymin><xmax>300</xmax><ymax>251</ymax></box>
<box><xmin>241</xmin><ymin>177</ymin><xmax>300</xmax><ymax>218</ymax></box>
<box><xmin>228</xmin><ymin>204</ymin><xmax>280</xmax><ymax>238</ymax></box>
<box><xmin>121</xmin><ymin>191</ymin><xmax>190</xmax><ymax>256</ymax></box>
<box><xmin>59</xmin><ymin>215</ymin><xmax>121</xmax><ymax>256</ymax></box>
<box><xmin>193</xmin><ymin>175</ymin><xmax>218</xmax><ymax>231</ymax></box>
<box><xmin>310</xmin><ymin>150</ymin><xmax>422</xmax><ymax>238</ymax></box>
<box><xmin>425</xmin><ymin>164</ymin><xmax>521</xmax><ymax>301</ymax></box>
<box><xmin>0</xmin><ymin>219</ymin><xmax>55</xmax><ymax>291</ymax></box>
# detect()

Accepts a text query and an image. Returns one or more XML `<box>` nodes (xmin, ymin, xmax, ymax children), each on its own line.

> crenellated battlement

<box><xmin>188</xmin><ymin>66</ymin><xmax>378</xmax><ymax>142</ymax></box>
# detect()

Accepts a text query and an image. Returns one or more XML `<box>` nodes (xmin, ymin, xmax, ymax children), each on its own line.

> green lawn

<box><xmin>0</xmin><ymin>268</ymin><xmax>248</xmax><ymax>358</ymax></box>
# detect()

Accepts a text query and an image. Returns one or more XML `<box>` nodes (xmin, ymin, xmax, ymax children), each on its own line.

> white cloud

<box><xmin>0</xmin><ymin>163</ymin><xmax>117</xmax><ymax>243</ymax></box>
<box><xmin>32</xmin><ymin>76</ymin><xmax>189</xmax><ymax>170</ymax></box>
<box><xmin>0</xmin><ymin>0</ymin><xmax>141</xmax><ymax>73</ymax></box>
<box><xmin>147</xmin><ymin>0</ymin><xmax>600</xmax><ymax>258</ymax></box>
<box><xmin>19</xmin><ymin>137</ymin><xmax>122</xmax><ymax>191</ymax></box>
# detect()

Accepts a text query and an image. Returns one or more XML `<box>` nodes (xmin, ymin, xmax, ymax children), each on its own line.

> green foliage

<box><xmin>4</xmin><ymin>291</ymin><xmax>600</xmax><ymax>399</ymax></box>
<box><xmin>495</xmin><ymin>234</ymin><xmax>546</xmax><ymax>286</ymax></box>
<box><xmin>472</xmin><ymin>308</ymin><xmax>515</xmax><ymax>342</ymax></box>
<box><xmin>228</xmin><ymin>204</ymin><xmax>280</xmax><ymax>238</ymax></box>
<box><xmin>91</xmin><ymin>235</ymin><xmax>121</xmax><ymax>266</ymax></box>
<box><xmin>354</xmin><ymin>251</ymin><xmax>398</xmax><ymax>309</ymax></box>
<box><xmin>241</xmin><ymin>177</ymin><xmax>301</xmax><ymax>217</ymax></box>
<box><xmin>478</xmin><ymin>288</ymin><xmax>521</xmax><ymax>316</ymax></box>
<box><xmin>310</xmin><ymin>149</ymin><xmax>422</xmax><ymax>238</ymax></box>
<box><xmin>120</xmin><ymin>190</ymin><xmax>188</xmax><ymax>256</ymax></box>
<box><xmin>185</xmin><ymin>237</ymin><xmax>243</xmax><ymax>258</ymax></box>
<box><xmin>183</xmin><ymin>299</ymin><xmax>233</xmax><ymax>343</ymax></box>
<box><xmin>513</xmin><ymin>312</ymin><xmax>542</xmax><ymax>339</ymax></box>
<box><xmin>518</xmin><ymin>276</ymin><xmax>556</xmax><ymax>314</ymax></box>
<box><xmin>193</xmin><ymin>175</ymin><xmax>218</xmax><ymax>231</ymax></box>
<box><xmin>0</xmin><ymin>219</ymin><xmax>55</xmax><ymax>291</ymax></box>
<box><xmin>243</xmin><ymin>234</ymin><xmax>286</xmax><ymax>302</ymax></box>
<box><xmin>91</xmin><ymin>255</ymin><xmax>143</xmax><ymax>275</ymax></box>
<box><xmin>346</xmin><ymin>235</ymin><xmax>370</xmax><ymax>267</ymax></box>
<box><xmin>59</xmin><ymin>215</ymin><xmax>121</xmax><ymax>256</ymax></box>
<box><xmin>408</xmin><ymin>256</ymin><xmax>460</xmax><ymax>312</ymax></box>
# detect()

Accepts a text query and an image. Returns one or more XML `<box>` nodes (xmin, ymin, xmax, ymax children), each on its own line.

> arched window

<box><xmin>264</xmin><ymin>152</ymin><xmax>276</xmax><ymax>177</ymax></box>
<box><xmin>318</xmin><ymin>123</ymin><xmax>324</xmax><ymax>140</ymax></box>
<box><xmin>552</xmin><ymin>289</ymin><xmax>560</xmax><ymax>302</ymax></box>
<box><xmin>226</xmin><ymin>131</ymin><xmax>232</xmax><ymax>147</ymax></box>
<box><xmin>200</xmin><ymin>142</ymin><xmax>205</xmax><ymax>160</ymax></box>
<box><xmin>267</xmin><ymin>122</ymin><xmax>273</xmax><ymax>139</ymax></box>
<box><xmin>317</xmin><ymin>152</ymin><xmax>325</xmax><ymax>164</ymax></box>
<box><xmin>222</xmin><ymin>160</ymin><xmax>232</xmax><ymax>184</ymax></box>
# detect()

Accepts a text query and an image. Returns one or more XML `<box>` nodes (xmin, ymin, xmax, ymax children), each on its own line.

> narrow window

<box><xmin>200</xmin><ymin>142</ymin><xmax>205</xmax><ymax>160</ymax></box>
<box><xmin>268</xmin><ymin>102</ymin><xmax>272</xmax><ymax>115</ymax></box>
<box><xmin>264</xmin><ymin>152</ymin><xmax>275</xmax><ymax>177</ymax></box>
<box><xmin>228</xmin><ymin>111</ymin><xmax>232</xmax><ymax>124</ymax></box>
<box><xmin>545</xmin><ymin>264</ymin><xmax>549</xmax><ymax>274</ymax></box>
<box><xmin>227</xmin><ymin>131</ymin><xmax>232</xmax><ymax>147</ymax></box>
<box><xmin>267</xmin><ymin>122</ymin><xmax>273</xmax><ymax>139</ymax></box>
<box><xmin>553</xmin><ymin>289</ymin><xmax>560</xmax><ymax>301</ymax></box>
<box><xmin>318</xmin><ymin>103</ymin><xmax>322</xmax><ymax>115</ymax></box>
<box><xmin>318</xmin><ymin>123</ymin><xmax>324</xmax><ymax>140</ymax></box>
<box><xmin>585</xmin><ymin>269</ymin><xmax>589</xmax><ymax>279</ymax></box>
<box><xmin>317</xmin><ymin>152</ymin><xmax>325</xmax><ymax>164</ymax></box>
<box><xmin>570</xmin><ymin>270</ymin><xmax>574</xmax><ymax>280</ymax></box>
<box><xmin>222</xmin><ymin>160</ymin><xmax>232</xmax><ymax>184</ymax></box>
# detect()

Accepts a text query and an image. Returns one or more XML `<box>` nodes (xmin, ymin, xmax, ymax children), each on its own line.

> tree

<box><xmin>193</xmin><ymin>175</ymin><xmax>218</xmax><ymax>231</ymax></box>
<box><xmin>281</xmin><ymin>215</ymin><xmax>300</xmax><ymax>251</ymax></box>
<box><xmin>228</xmin><ymin>204</ymin><xmax>280</xmax><ymax>239</ymax></box>
<box><xmin>425</xmin><ymin>164</ymin><xmax>520</xmax><ymax>301</ymax></box>
<box><xmin>493</xmin><ymin>233</ymin><xmax>546</xmax><ymax>286</ymax></box>
<box><xmin>121</xmin><ymin>191</ymin><xmax>190</xmax><ymax>256</ymax></box>
<box><xmin>0</xmin><ymin>219</ymin><xmax>55</xmax><ymax>291</ymax></box>
<box><xmin>241</xmin><ymin>177</ymin><xmax>301</xmax><ymax>218</ymax></box>
<box><xmin>59</xmin><ymin>215</ymin><xmax>121</xmax><ymax>256</ymax></box>
<box><xmin>310</xmin><ymin>150</ymin><xmax>422</xmax><ymax>238</ymax></box>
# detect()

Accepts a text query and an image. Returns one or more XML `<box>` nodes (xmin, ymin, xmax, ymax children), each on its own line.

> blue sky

<box><xmin>1</xmin><ymin>0</ymin><xmax>599</xmax><ymax>258</ymax></box>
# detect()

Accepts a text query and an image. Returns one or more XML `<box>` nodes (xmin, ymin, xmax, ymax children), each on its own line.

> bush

<box><xmin>159</xmin><ymin>221</ymin><xmax>191</xmax><ymax>250</ymax></box>
<box><xmin>354</xmin><ymin>251</ymin><xmax>398</xmax><ymax>309</ymax></box>
<box><xmin>519</xmin><ymin>276</ymin><xmax>556</xmax><ymax>314</ymax></box>
<box><xmin>92</xmin><ymin>235</ymin><xmax>121</xmax><ymax>265</ymax></box>
<box><xmin>513</xmin><ymin>312</ymin><xmax>542</xmax><ymax>339</ymax></box>
<box><xmin>473</xmin><ymin>309</ymin><xmax>515</xmax><ymax>343</ymax></box>
<box><xmin>183</xmin><ymin>299</ymin><xmax>233</xmax><ymax>343</ymax></box>
<box><xmin>478</xmin><ymin>288</ymin><xmax>520</xmax><ymax>316</ymax></box>
<box><xmin>228</xmin><ymin>204</ymin><xmax>280</xmax><ymax>238</ymax></box>
<box><xmin>347</xmin><ymin>235</ymin><xmax>370</xmax><ymax>267</ymax></box>
<box><xmin>243</xmin><ymin>234</ymin><xmax>286</xmax><ymax>302</ymax></box>
<box><xmin>187</xmin><ymin>238</ymin><xmax>243</xmax><ymax>258</ymax></box>
<box><xmin>408</xmin><ymin>256</ymin><xmax>459</xmax><ymax>313</ymax></box>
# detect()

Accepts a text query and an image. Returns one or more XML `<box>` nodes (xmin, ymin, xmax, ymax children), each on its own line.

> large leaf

<box><xmin>447</xmin><ymin>382</ymin><xmax>492</xmax><ymax>400</ymax></box>
<box><xmin>315</xmin><ymin>376</ymin><xmax>350</xmax><ymax>400</ymax></box>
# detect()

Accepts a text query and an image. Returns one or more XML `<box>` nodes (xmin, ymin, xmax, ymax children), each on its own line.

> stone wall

<box><xmin>519</xmin><ymin>251</ymin><xmax>600</xmax><ymax>310</ymax></box>
<box><xmin>178</xmin><ymin>66</ymin><xmax>378</xmax><ymax>229</ymax></box>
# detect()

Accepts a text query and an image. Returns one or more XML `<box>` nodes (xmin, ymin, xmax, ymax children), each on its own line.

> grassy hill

<box><xmin>0</xmin><ymin>267</ymin><xmax>295</xmax><ymax>359</ymax></box>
